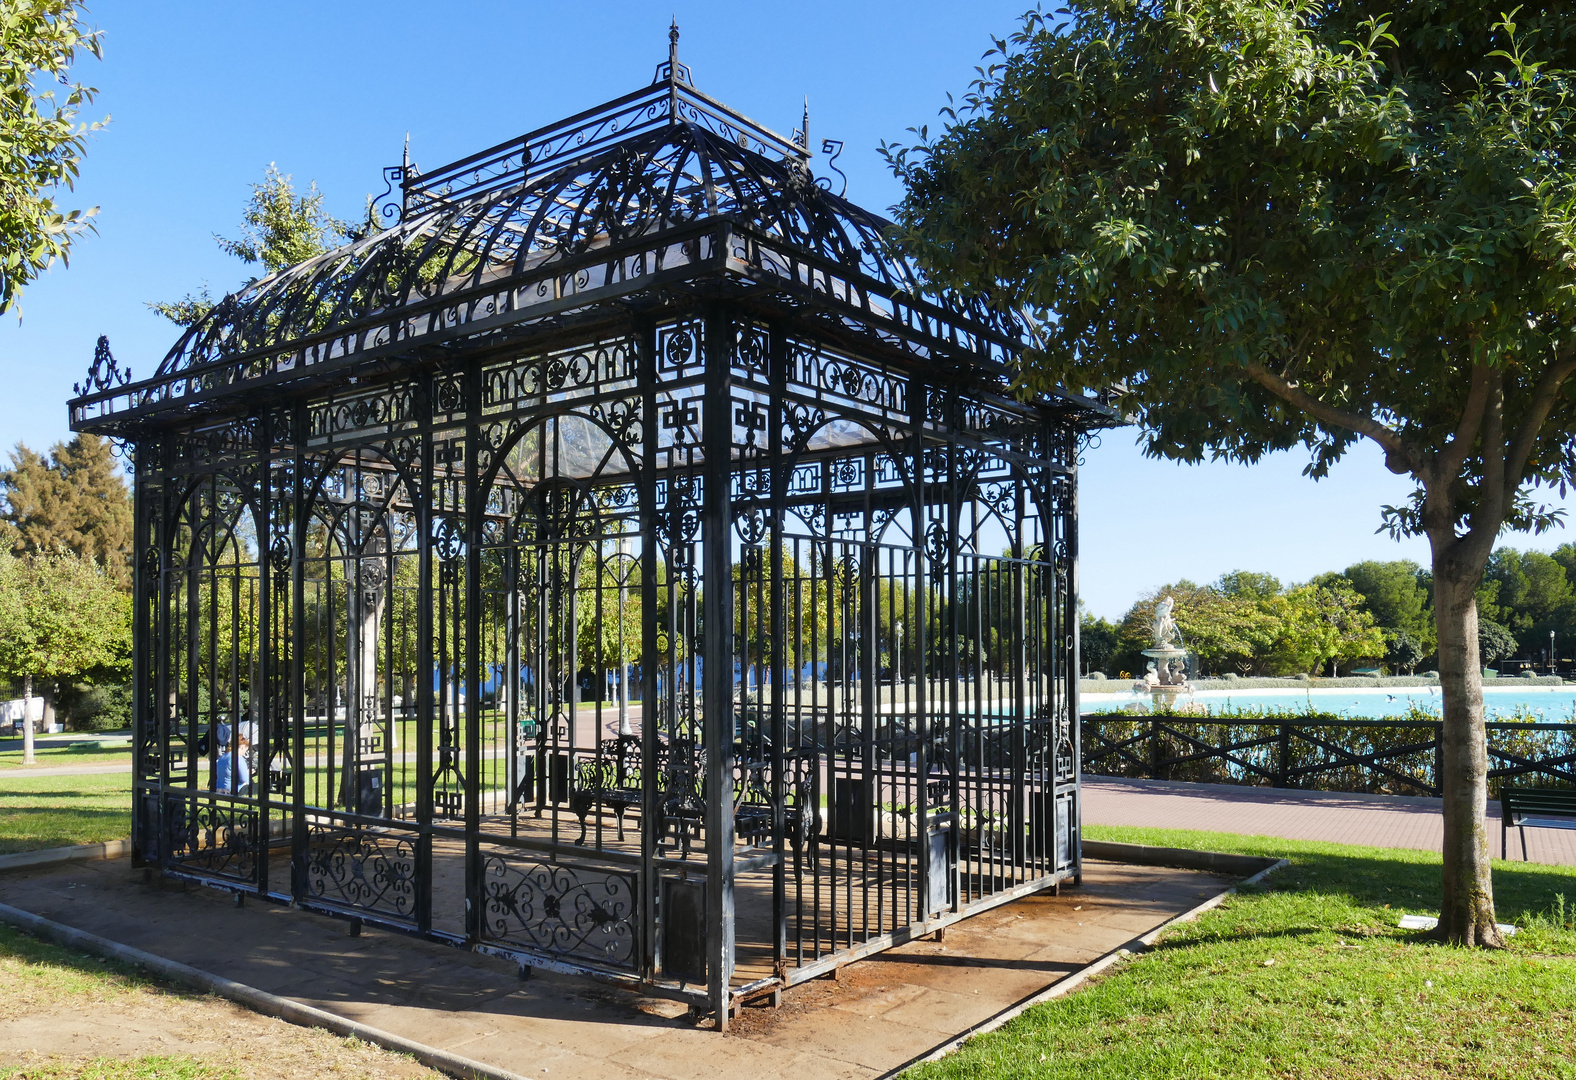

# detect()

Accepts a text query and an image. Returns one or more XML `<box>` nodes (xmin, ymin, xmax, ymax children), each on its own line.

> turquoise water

<box><xmin>1080</xmin><ymin>685</ymin><xmax>1576</xmax><ymax>721</ymax></box>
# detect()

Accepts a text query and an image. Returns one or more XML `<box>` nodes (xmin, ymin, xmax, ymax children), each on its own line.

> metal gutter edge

<box><xmin>0</xmin><ymin>901</ymin><xmax>531</xmax><ymax>1080</ymax></box>
<box><xmin>888</xmin><ymin>853</ymin><xmax>1292</xmax><ymax>1077</ymax></box>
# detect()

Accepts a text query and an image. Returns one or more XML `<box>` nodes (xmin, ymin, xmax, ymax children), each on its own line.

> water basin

<box><xmin>1080</xmin><ymin>684</ymin><xmax>1576</xmax><ymax>721</ymax></box>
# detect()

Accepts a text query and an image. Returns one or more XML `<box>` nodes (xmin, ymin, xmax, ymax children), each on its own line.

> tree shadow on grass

<box><xmin>1143</xmin><ymin>849</ymin><xmax>1576</xmax><ymax>949</ymax></box>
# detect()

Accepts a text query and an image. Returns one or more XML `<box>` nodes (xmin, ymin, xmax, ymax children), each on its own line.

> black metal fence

<box><xmin>1081</xmin><ymin>713</ymin><xmax>1576</xmax><ymax>796</ymax></box>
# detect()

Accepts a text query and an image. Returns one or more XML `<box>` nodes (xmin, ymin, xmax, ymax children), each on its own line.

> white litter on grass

<box><xmin>1398</xmin><ymin>914</ymin><xmax>1517</xmax><ymax>935</ymax></box>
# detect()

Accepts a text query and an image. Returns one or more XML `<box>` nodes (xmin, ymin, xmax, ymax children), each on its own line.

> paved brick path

<box><xmin>1083</xmin><ymin>775</ymin><xmax>1576</xmax><ymax>866</ymax></box>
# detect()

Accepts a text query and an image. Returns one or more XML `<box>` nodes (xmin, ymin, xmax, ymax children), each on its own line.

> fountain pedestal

<box><xmin>1139</xmin><ymin>645</ymin><xmax>1190</xmax><ymax>709</ymax></box>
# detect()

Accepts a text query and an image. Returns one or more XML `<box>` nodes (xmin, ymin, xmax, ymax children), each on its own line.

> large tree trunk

<box><xmin>1430</xmin><ymin>558</ymin><xmax>1504</xmax><ymax>946</ymax></box>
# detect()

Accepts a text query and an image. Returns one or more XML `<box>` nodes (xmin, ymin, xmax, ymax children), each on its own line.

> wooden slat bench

<box><xmin>1500</xmin><ymin>787</ymin><xmax>1576</xmax><ymax>860</ymax></box>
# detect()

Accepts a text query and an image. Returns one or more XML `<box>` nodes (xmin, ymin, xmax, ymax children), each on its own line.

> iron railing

<box><xmin>1081</xmin><ymin>714</ymin><xmax>1576</xmax><ymax>796</ymax></box>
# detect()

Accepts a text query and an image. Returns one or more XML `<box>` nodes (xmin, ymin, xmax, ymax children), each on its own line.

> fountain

<box><xmin>1136</xmin><ymin>595</ymin><xmax>1191</xmax><ymax>708</ymax></box>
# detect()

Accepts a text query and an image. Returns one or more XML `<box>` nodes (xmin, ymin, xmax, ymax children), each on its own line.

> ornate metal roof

<box><xmin>70</xmin><ymin>31</ymin><xmax>1109</xmax><ymax>436</ymax></box>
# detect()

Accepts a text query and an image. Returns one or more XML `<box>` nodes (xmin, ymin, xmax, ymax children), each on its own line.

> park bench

<box><xmin>571</xmin><ymin>734</ymin><xmax>646</xmax><ymax>844</ymax></box>
<box><xmin>571</xmin><ymin>731</ymin><xmax>821</xmax><ymax>872</ymax></box>
<box><xmin>733</xmin><ymin>745</ymin><xmax>820</xmax><ymax>870</ymax></box>
<box><xmin>1500</xmin><ymin>786</ymin><xmax>1576</xmax><ymax>860</ymax></box>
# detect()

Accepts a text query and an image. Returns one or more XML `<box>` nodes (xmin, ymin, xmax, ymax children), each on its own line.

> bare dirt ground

<box><xmin>0</xmin><ymin>925</ymin><xmax>442</xmax><ymax>1080</ymax></box>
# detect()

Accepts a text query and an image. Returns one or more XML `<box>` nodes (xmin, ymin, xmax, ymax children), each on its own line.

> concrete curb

<box><xmin>0</xmin><ymin>901</ymin><xmax>530</xmax><ymax>1080</ymax></box>
<box><xmin>0</xmin><ymin>839</ymin><xmax>132</xmax><ymax>873</ymax></box>
<box><xmin>894</xmin><ymin>853</ymin><xmax>1291</xmax><ymax>1076</ymax></box>
<box><xmin>1081</xmin><ymin>839</ymin><xmax>1279</xmax><ymax>878</ymax></box>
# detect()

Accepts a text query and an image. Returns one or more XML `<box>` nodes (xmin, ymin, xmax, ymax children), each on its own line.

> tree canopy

<box><xmin>149</xmin><ymin>163</ymin><xmax>351</xmax><ymax>326</ymax></box>
<box><xmin>886</xmin><ymin>0</ymin><xmax>1576</xmax><ymax>944</ymax></box>
<box><xmin>1113</xmin><ymin>574</ymin><xmax>1382</xmax><ymax>677</ymax></box>
<box><xmin>1</xmin><ymin>433</ymin><xmax>132</xmax><ymax>586</ymax></box>
<box><xmin>0</xmin><ymin>549</ymin><xmax>128</xmax><ymax>687</ymax></box>
<box><xmin>0</xmin><ymin>0</ymin><xmax>104</xmax><ymax>315</ymax></box>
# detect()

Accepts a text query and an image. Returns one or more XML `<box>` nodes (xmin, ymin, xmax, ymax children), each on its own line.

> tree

<box><xmin>0</xmin><ymin>550</ymin><xmax>128</xmax><ymax>762</ymax></box>
<box><xmin>1386</xmin><ymin>630</ymin><xmax>1426</xmax><ymax>676</ymax></box>
<box><xmin>150</xmin><ymin>163</ymin><xmax>350</xmax><ymax>326</ymax></box>
<box><xmin>0</xmin><ymin>0</ymin><xmax>104</xmax><ymax>315</ymax></box>
<box><xmin>1478</xmin><ymin>547</ymin><xmax>1574</xmax><ymax>654</ymax></box>
<box><xmin>1</xmin><ymin>434</ymin><xmax>132</xmax><ymax>586</ymax></box>
<box><xmin>1478</xmin><ymin>618</ymin><xmax>1518</xmax><ymax>670</ymax></box>
<box><xmin>886</xmin><ymin>0</ymin><xmax>1576</xmax><ymax>944</ymax></box>
<box><xmin>1117</xmin><ymin>580</ymin><xmax>1280</xmax><ymax>676</ymax></box>
<box><xmin>1215</xmin><ymin>570</ymin><xmax>1282</xmax><ymax>600</ymax></box>
<box><xmin>1267</xmin><ymin>583</ymin><xmax>1386</xmax><ymax>677</ymax></box>
<box><xmin>1079</xmin><ymin>611</ymin><xmax>1119</xmax><ymax>674</ymax></box>
<box><xmin>1342</xmin><ymin>561</ymin><xmax>1436</xmax><ymax>648</ymax></box>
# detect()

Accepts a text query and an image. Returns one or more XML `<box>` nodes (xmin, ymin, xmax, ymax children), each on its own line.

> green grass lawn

<box><xmin>913</xmin><ymin>825</ymin><xmax>1576</xmax><ymax>1080</ymax></box>
<box><xmin>0</xmin><ymin>772</ymin><xmax>133</xmax><ymax>855</ymax></box>
<box><xmin>0</xmin><ymin>740</ymin><xmax>133</xmax><ymax>770</ymax></box>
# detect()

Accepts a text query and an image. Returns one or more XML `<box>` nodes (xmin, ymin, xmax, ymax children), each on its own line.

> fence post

<box><xmin>1275</xmin><ymin>723</ymin><xmax>1290</xmax><ymax>788</ymax></box>
<box><xmin>1150</xmin><ymin>716</ymin><xmax>1161</xmax><ymax>780</ymax></box>
<box><xmin>1433</xmin><ymin>721</ymin><xmax>1444</xmax><ymax>797</ymax></box>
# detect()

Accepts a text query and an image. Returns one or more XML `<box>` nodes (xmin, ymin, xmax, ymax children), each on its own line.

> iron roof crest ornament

<box><xmin>653</xmin><ymin>18</ymin><xmax>693</xmax><ymax>86</ymax></box>
<box><xmin>75</xmin><ymin>335</ymin><xmax>131</xmax><ymax>397</ymax></box>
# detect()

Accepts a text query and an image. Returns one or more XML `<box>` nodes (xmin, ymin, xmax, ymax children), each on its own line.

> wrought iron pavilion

<box><xmin>69</xmin><ymin>32</ymin><xmax>1115</xmax><ymax>1027</ymax></box>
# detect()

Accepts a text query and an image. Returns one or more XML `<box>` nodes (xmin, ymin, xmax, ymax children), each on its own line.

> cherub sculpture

<box><xmin>1152</xmin><ymin>595</ymin><xmax>1183</xmax><ymax>649</ymax></box>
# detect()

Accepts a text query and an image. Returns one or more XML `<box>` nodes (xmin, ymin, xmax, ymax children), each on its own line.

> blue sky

<box><xmin>4</xmin><ymin>0</ymin><xmax>1573</xmax><ymax>618</ymax></box>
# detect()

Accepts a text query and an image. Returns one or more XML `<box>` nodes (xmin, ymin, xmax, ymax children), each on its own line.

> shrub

<box><xmin>61</xmin><ymin>681</ymin><xmax>132</xmax><ymax>732</ymax></box>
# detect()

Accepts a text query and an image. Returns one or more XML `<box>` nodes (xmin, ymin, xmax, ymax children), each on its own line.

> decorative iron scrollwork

<box><xmin>304</xmin><ymin>825</ymin><xmax>416</xmax><ymax>918</ymax></box>
<box><xmin>75</xmin><ymin>336</ymin><xmax>133</xmax><ymax>397</ymax></box>
<box><xmin>481</xmin><ymin>856</ymin><xmax>637</xmax><ymax>969</ymax></box>
<box><xmin>734</xmin><ymin>503</ymin><xmax>767</xmax><ymax>545</ymax></box>
<box><xmin>816</xmin><ymin>139</ymin><xmax>847</xmax><ymax>198</ymax></box>
<box><xmin>163</xmin><ymin>796</ymin><xmax>258</xmax><ymax>883</ymax></box>
<box><xmin>268</xmin><ymin>535</ymin><xmax>292</xmax><ymax>575</ymax></box>
<box><xmin>372</xmin><ymin>164</ymin><xmax>407</xmax><ymax>229</ymax></box>
<box><xmin>432</xmin><ymin>515</ymin><xmax>466</xmax><ymax>562</ymax></box>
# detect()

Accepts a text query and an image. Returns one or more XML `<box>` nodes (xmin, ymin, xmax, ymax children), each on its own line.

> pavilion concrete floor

<box><xmin>0</xmin><ymin>855</ymin><xmax>1229</xmax><ymax>1080</ymax></box>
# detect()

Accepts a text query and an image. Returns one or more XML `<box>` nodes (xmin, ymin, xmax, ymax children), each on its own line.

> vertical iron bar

<box><xmin>702</xmin><ymin>304</ymin><xmax>736</xmax><ymax>1028</ymax></box>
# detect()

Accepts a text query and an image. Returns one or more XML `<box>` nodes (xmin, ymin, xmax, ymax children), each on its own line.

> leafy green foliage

<box><xmin>1478</xmin><ymin>616</ymin><xmax>1519</xmax><ymax>666</ymax></box>
<box><xmin>1385</xmin><ymin>629</ymin><xmax>1425</xmax><ymax>675</ymax></box>
<box><xmin>886</xmin><ymin>2</ymin><xmax>1576</xmax><ymax>536</ymax></box>
<box><xmin>149</xmin><ymin>164</ymin><xmax>349</xmax><ymax>326</ymax></box>
<box><xmin>0</xmin><ymin>0</ymin><xmax>105</xmax><ymax>315</ymax></box>
<box><xmin>886</xmin><ymin>0</ymin><xmax>1576</xmax><ymax>938</ymax></box>
<box><xmin>0</xmin><ymin>550</ymin><xmax>129</xmax><ymax>687</ymax></box>
<box><xmin>0</xmin><ymin>433</ymin><xmax>132</xmax><ymax>587</ymax></box>
<box><xmin>1117</xmin><ymin>574</ymin><xmax>1382</xmax><ymax>676</ymax></box>
<box><xmin>1080</xmin><ymin>611</ymin><xmax>1120</xmax><ymax>673</ymax></box>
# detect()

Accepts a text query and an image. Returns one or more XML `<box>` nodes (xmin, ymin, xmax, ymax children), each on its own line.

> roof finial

<box><xmin>803</xmin><ymin>97</ymin><xmax>811</xmax><ymax>151</ymax></box>
<box><xmin>669</xmin><ymin>17</ymin><xmax>680</xmax><ymax>70</ymax></box>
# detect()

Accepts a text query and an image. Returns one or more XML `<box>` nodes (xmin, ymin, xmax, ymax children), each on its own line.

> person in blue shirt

<box><xmin>215</xmin><ymin>724</ymin><xmax>252</xmax><ymax>794</ymax></box>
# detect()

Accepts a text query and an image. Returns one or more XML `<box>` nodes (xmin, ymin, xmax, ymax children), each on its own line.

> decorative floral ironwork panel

<box><xmin>303</xmin><ymin>824</ymin><xmax>418</xmax><ymax>920</ymax></box>
<box><xmin>480</xmin><ymin>853</ymin><xmax>638</xmax><ymax>970</ymax></box>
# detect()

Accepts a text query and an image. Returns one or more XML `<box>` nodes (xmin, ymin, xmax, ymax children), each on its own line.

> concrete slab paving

<box><xmin>0</xmin><ymin>856</ymin><xmax>1231</xmax><ymax>1079</ymax></box>
<box><xmin>1084</xmin><ymin>774</ymin><xmax>1576</xmax><ymax>864</ymax></box>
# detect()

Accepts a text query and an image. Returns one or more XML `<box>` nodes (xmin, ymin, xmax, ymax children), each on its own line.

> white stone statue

<box><xmin>1152</xmin><ymin>595</ymin><xmax>1182</xmax><ymax>649</ymax></box>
